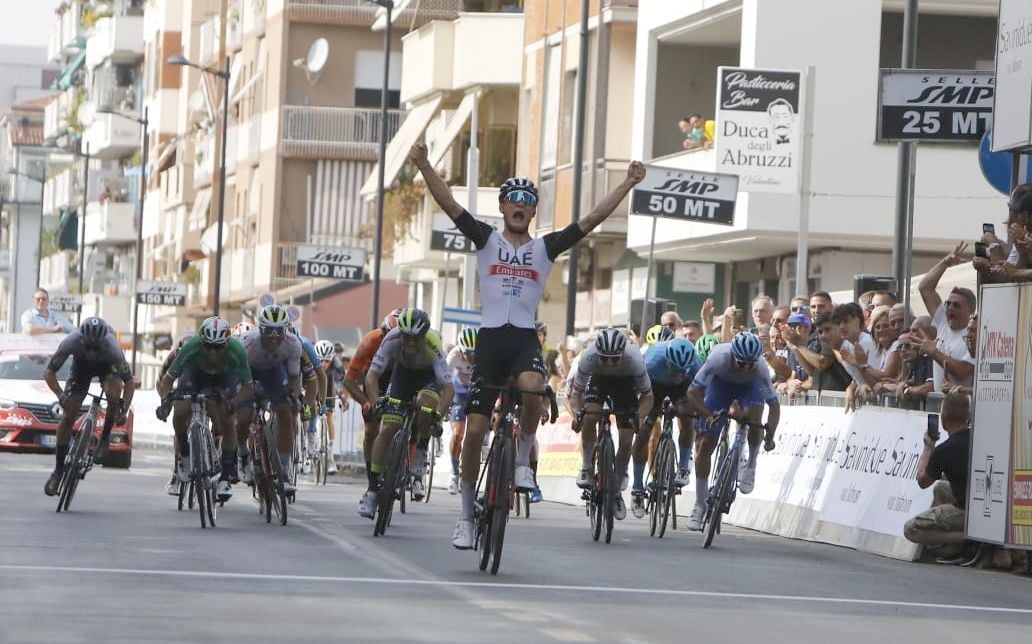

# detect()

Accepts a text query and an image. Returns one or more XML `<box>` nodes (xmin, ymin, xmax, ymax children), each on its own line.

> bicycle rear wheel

<box><xmin>488</xmin><ymin>433</ymin><xmax>513</xmax><ymax>575</ymax></box>
<box><xmin>704</xmin><ymin>444</ymin><xmax>737</xmax><ymax>549</ymax></box>
<box><xmin>589</xmin><ymin>443</ymin><xmax>603</xmax><ymax>541</ymax></box>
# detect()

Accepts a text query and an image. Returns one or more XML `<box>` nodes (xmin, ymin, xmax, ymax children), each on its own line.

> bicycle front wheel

<box><xmin>704</xmin><ymin>445</ymin><xmax>737</xmax><ymax>549</ymax></box>
<box><xmin>600</xmin><ymin>433</ymin><xmax>616</xmax><ymax>544</ymax></box>
<box><xmin>374</xmin><ymin>430</ymin><xmax>407</xmax><ymax>536</ymax></box>
<box><xmin>655</xmin><ymin>438</ymin><xmax>677</xmax><ymax>538</ymax></box>
<box><xmin>424</xmin><ymin>438</ymin><xmax>436</xmax><ymax>503</ymax></box>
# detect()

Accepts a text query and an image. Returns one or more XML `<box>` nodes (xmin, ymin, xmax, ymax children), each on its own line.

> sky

<box><xmin>0</xmin><ymin>0</ymin><xmax>61</xmax><ymax>49</ymax></box>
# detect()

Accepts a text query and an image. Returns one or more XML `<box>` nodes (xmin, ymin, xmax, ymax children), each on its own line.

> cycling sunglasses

<box><xmin>599</xmin><ymin>355</ymin><xmax>622</xmax><ymax>364</ymax></box>
<box><xmin>260</xmin><ymin>326</ymin><xmax>286</xmax><ymax>337</ymax></box>
<box><xmin>502</xmin><ymin>189</ymin><xmax>538</xmax><ymax>207</ymax></box>
<box><xmin>201</xmin><ymin>341</ymin><xmax>226</xmax><ymax>351</ymax></box>
<box><xmin>731</xmin><ymin>356</ymin><xmax>754</xmax><ymax>370</ymax></box>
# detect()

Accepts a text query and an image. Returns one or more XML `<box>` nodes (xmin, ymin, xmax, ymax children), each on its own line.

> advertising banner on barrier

<box><xmin>969</xmin><ymin>283</ymin><xmax>1020</xmax><ymax>544</ymax></box>
<box><xmin>1010</xmin><ymin>285</ymin><xmax>1032</xmax><ymax>546</ymax></box>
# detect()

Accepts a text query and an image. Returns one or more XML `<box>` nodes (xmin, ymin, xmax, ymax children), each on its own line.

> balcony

<box><xmin>85</xmin><ymin>14</ymin><xmax>145</xmax><ymax>69</ymax></box>
<box><xmin>80</xmin><ymin>112</ymin><xmax>142</xmax><ymax>159</ymax></box>
<box><xmin>84</xmin><ymin>200</ymin><xmax>136</xmax><ymax>246</ymax></box>
<box><xmin>39</xmin><ymin>251</ymin><xmax>77</xmax><ymax>293</ymax></box>
<box><xmin>44</xmin><ymin>87</ymin><xmax>80</xmax><ymax>142</ymax></box>
<box><xmin>48</xmin><ymin>2</ymin><xmax>85</xmax><ymax>63</ymax></box>
<box><xmin>284</xmin><ymin>0</ymin><xmax>461</xmax><ymax>28</ymax></box>
<box><xmin>400</xmin><ymin>13</ymin><xmax>523</xmax><ymax>103</ymax></box>
<box><xmin>159</xmin><ymin>163</ymin><xmax>194</xmax><ymax>211</ymax></box>
<box><xmin>280</xmin><ymin>106</ymin><xmax>404</xmax><ymax>160</ymax></box>
<box><xmin>43</xmin><ymin>167</ymin><xmax>77</xmax><ymax>217</ymax></box>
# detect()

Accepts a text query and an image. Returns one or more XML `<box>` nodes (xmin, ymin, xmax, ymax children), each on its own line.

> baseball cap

<box><xmin>787</xmin><ymin>313</ymin><xmax>812</xmax><ymax>329</ymax></box>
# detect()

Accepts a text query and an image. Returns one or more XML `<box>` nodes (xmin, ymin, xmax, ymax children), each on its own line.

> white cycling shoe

<box><xmin>358</xmin><ymin>490</ymin><xmax>377</xmax><ymax>519</ymax></box>
<box><xmin>452</xmin><ymin>518</ymin><xmax>475</xmax><ymax>550</ymax></box>
<box><xmin>216</xmin><ymin>479</ymin><xmax>232</xmax><ymax>501</ymax></box>
<box><xmin>411</xmin><ymin>478</ymin><xmax>426</xmax><ymax>501</ymax></box>
<box><xmin>448</xmin><ymin>476</ymin><xmax>459</xmax><ymax>495</ymax></box>
<box><xmin>739</xmin><ymin>463</ymin><xmax>756</xmax><ymax>495</ymax></box>
<box><xmin>687</xmin><ymin>502</ymin><xmax>705</xmax><ymax>531</ymax></box>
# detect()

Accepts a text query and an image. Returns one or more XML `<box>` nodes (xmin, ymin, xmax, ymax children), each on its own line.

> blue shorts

<box><xmin>450</xmin><ymin>390</ymin><xmax>469</xmax><ymax>422</ymax></box>
<box><xmin>702</xmin><ymin>378</ymin><xmax>765</xmax><ymax>414</ymax></box>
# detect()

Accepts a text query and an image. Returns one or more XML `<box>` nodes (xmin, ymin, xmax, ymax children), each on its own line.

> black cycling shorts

<box><xmin>385</xmin><ymin>366</ymin><xmax>440</xmax><ymax>404</ymax></box>
<box><xmin>583</xmin><ymin>375</ymin><xmax>640</xmax><ymax>427</ymax></box>
<box><xmin>65</xmin><ymin>360</ymin><xmax>119</xmax><ymax>397</ymax></box>
<box><xmin>649</xmin><ymin>381</ymin><xmax>690</xmax><ymax>416</ymax></box>
<box><xmin>468</xmin><ymin>326</ymin><xmax>545</xmax><ymax>416</ymax></box>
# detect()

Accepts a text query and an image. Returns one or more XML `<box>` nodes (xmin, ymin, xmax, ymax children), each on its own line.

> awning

<box><xmin>188</xmin><ymin>187</ymin><xmax>212</xmax><ymax>230</ymax></box>
<box><xmin>53</xmin><ymin>50</ymin><xmax>87</xmax><ymax>90</ymax></box>
<box><xmin>427</xmin><ymin>92</ymin><xmax>476</xmax><ymax>169</ymax></box>
<box><xmin>359</xmin><ymin>96</ymin><xmax>442</xmax><ymax>199</ymax></box>
<box><xmin>230</xmin><ymin>68</ymin><xmax>263</xmax><ymax>105</ymax></box>
<box><xmin>200</xmin><ymin>220</ymin><xmax>230</xmax><ymax>254</ymax></box>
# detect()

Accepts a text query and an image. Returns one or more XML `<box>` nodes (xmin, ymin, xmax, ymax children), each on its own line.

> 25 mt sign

<box><xmin>296</xmin><ymin>245</ymin><xmax>366</xmax><ymax>281</ymax></box>
<box><xmin>877</xmin><ymin>69</ymin><xmax>994</xmax><ymax>142</ymax></box>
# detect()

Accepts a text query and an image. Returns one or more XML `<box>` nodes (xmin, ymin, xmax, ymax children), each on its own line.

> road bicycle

<box><xmin>55</xmin><ymin>392</ymin><xmax>106</xmax><ymax>513</ymax></box>
<box><xmin>249</xmin><ymin>399</ymin><xmax>288</xmax><ymax>526</ymax></box>
<box><xmin>372</xmin><ymin>395</ymin><xmax>434</xmax><ymax>536</ymax></box>
<box><xmin>168</xmin><ymin>390</ymin><xmax>224</xmax><ymax>528</ymax></box>
<box><xmin>644</xmin><ymin>398</ymin><xmax>681</xmax><ymax>538</ymax></box>
<box><xmin>578</xmin><ymin>398</ymin><xmax>631</xmax><ymax>545</ymax></box>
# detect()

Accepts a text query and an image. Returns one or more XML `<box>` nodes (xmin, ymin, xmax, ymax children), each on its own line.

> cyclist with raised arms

<box><xmin>446</xmin><ymin>327</ymin><xmax>477</xmax><ymax>494</ymax></box>
<box><xmin>410</xmin><ymin>142</ymin><xmax>646</xmax><ymax>549</ymax></box>
<box><xmin>685</xmin><ymin>332</ymin><xmax>781</xmax><ymax>531</ymax></box>
<box><xmin>314</xmin><ymin>339</ymin><xmax>339</xmax><ymax>475</ymax></box>
<box><xmin>43</xmin><ymin>317</ymin><xmax>135</xmax><ymax>496</ymax></box>
<box><xmin>638</xmin><ymin>338</ymin><xmax>703</xmax><ymax>517</ymax></box>
<box><xmin>358</xmin><ymin>309</ymin><xmax>454</xmax><ymax>517</ymax></box>
<box><xmin>344</xmin><ymin>308</ymin><xmax>402</xmax><ymax>491</ymax></box>
<box><xmin>156</xmin><ymin>316</ymin><xmax>253</xmax><ymax>500</ymax></box>
<box><xmin>568</xmin><ymin>328</ymin><xmax>653</xmax><ymax>521</ymax></box>
<box><xmin>234</xmin><ymin>305</ymin><xmax>318</xmax><ymax>495</ymax></box>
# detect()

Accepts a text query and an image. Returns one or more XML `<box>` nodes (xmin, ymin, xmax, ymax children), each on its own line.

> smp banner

<box><xmin>630</xmin><ymin>165</ymin><xmax>739</xmax><ymax>226</ymax></box>
<box><xmin>715</xmin><ymin>67</ymin><xmax>803</xmax><ymax>194</ymax></box>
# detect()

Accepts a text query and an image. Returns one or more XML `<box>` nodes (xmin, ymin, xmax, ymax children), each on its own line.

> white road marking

<box><xmin>2</xmin><ymin>564</ymin><xmax>1031</xmax><ymax>615</ymax></box>
<box><xmin>540</xmin><ymin>628</ymin><xmax>597</xmax><ymax>642</ymax></box>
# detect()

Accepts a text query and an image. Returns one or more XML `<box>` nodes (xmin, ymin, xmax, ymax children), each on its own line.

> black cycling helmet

<box><xmin>79</xmin><ymin>317</ymin><xmax>107</xmax><ymax>346</ymax></box>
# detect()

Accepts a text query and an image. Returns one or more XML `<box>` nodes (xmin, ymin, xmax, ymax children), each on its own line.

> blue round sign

<box><xmin>979</xmin><ymin>129</ymin><xmax>1032</xmax><ymax>196</ymax></box>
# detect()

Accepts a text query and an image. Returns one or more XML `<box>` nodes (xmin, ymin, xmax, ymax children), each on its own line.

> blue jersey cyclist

<box><xmin>446</xmin><ymin>328</ymin><xmax>477</xmax><ymax>496</ymax></box>
<box><xmin>685</xmin><ymin>333</ymin><xmax>781</xmax><ymax>531</ymax></box>
<box><xmin>233</xmin><ymin>305</ymin><xmax>319</xmax><ymax>495</ymax></box>
<box><xmin>289</xmin><ymin>325</ymin><xmax>328</xmax><ymax>474</ymax></box>
<box><xmin>637</xmin><ymin>338</ymin><xmax>703</xmax><ymax>517</ymax></box>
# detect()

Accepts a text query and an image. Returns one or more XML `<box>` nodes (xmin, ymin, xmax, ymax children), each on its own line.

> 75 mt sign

<box><xmin>430</xmin><ymin>213</ymin><xmax>502</xmax><ymax>253</ymax></box>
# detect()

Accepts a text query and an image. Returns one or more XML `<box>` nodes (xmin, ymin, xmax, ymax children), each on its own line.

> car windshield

<box><xmin>0</xmin><ymin>354</ymin><xmax>72</xmax><ymax>380</ymax></box>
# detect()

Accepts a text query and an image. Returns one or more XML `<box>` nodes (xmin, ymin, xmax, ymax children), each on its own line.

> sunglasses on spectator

<box><xmin>790</xmin><ymin>305</ymin><xmax>809</xmax><ymax>312</ymax></box>
<box><xmin>599</xmin><ymin>355</ymin><xmax>622</xmax><ymax>364</ymax></box>
<box><xmin>260</xmin><ymin>327</ymin><xmax>286</xmax><ymax>337</ymax></box>
<box><xmin>502</xmin><ymin>190</ymin><xmax>538</xmax><ymax>206</ymax></box>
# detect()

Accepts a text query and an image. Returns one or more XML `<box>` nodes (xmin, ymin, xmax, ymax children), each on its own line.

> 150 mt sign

<box><xmin>877</xmin><ymin>69</ymin><xmax>994</xmax><ymax>142</ymax></box>
<box><xmin>296</xmin><ymin>245</ymin><xmax>366</xmax><ymax>281</ymax></box>
<box><xmin>136</xmin><ymin>281</ymin><xmax>187</xmax><ymax>306</ymax></box>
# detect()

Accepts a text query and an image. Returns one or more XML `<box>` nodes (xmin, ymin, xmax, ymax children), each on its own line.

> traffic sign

<box><xmin>259</xmin><ymin>293</ymin><xmax>276</xmax><ymax>307</ymax></box>
<box><xmin>286</xmin><ymin>305</ymin><xmax>301</xmax><ymax>322</ymax></box>
<box><xmin>877</xmin><ymin>69</ymin><xmax>994</xmax><ymax>142</ymax></box>
<box><xmin>442</xmin><ymin>307</ymin><xmax>482</xmax><ymax>326</ymax></box>
<box><xmin>49</xmin><ymin>294</ymin><xmax>82</xmax><ymax>313</ymax></box>
<box><xmin>296</xmin><ymin>245</ymin><xmax>366</xmax><ymax>281</ymax></box>
<box><xmin>136</xmin><ymin>281</ymin><xmax>188</xmax><ymax>306</ymax></box>
<box><xmin>630</xmin><ymin>165</ymin><xmax>739</xmax><ymax>226</ymax></box>
<box><xmin>978</xmin><ymin>128</ymin><xmax>1032</xmax><ymax>195</ymax></box>
<box><xmin>430</xmin><ymin>213</ymin><xmax>502</xmax><ymax>253</ymax></box>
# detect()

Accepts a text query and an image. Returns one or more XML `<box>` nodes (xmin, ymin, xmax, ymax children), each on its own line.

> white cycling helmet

<box><xmin>314</xmin><ymin>339</ymin><xmax>335</xmax><ymax>360</ymax></box>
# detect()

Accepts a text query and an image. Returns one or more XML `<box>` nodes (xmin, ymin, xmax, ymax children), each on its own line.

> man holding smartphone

<box><xmin>903</xmin><ymin>393</ymin><xmax>971</xmax><ymax>554</ymax></box>
<box><xmin>973</xmin><ymin>185</ymin><xmax>1032</xmax><ymax>282</ymax></box>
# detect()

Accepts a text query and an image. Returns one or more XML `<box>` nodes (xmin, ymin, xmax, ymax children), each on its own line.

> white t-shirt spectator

<box><xmin>21</xmin><ymin>307</ymin><xmax>75</xmax><ymax>334</ymax></box>
<box><xmin>931</xmin><ymin>303</ymin><xmax>975</xmax><ymax>391</ymax></box>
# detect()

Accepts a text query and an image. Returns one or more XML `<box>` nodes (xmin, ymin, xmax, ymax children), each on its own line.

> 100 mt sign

<box><xmin>298</xmin><ymin>262</ymin><xmax>362</xmax><ymax>280</ymax></box>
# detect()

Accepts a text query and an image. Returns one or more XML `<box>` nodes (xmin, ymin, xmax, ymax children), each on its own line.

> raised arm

<box><xmin>409</xmin><ymin>142</ymin><xmax>464</xmax><ymax>220</ymax></box>
<box><xmin>576</xmin><ymin>161</ymin><xmax>646</xmax><ymax>234</ymax></box>
<box><xmin>918</xmin><ymin>242</ymin><xmax>967</xmax><ymax>315</ymax></box>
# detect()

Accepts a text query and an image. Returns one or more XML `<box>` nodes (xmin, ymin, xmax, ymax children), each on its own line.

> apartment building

<box><xmin>628</xmin><ymin>0</ymin><xmax>1001</xmax><ymax>310</ymax></box>
<box><xmin>133</xmin><ymin>0</ymin><xmax>473</xmax><ymax>342</ymax></box>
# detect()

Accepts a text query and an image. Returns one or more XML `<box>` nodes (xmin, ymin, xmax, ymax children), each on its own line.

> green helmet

<box><xmin>694</xmin><ymin>334</ymin><xmax>720</xmax><ymax>361</ymax></box>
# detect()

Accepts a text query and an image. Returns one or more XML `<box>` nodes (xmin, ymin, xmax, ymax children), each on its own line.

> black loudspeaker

<box><xmin>853</xmin><ymin>275</ymin><xmax>897</xmax><ymax>303</ymax></box>
<box><xmin>630</xmin><ymin>298</ymin><xmax>677</xmax><ymax>328</ymax></box>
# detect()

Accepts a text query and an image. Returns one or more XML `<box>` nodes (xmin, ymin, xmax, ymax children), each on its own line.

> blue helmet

<box><xmin>664</xmin><ymin>338</ymin><xmax>697</xmax><ymax>372</ymax></box>
<box><xmin>730</xmin><ymin>332</ymin><xmax>762</xmax><ymax>362</ymax></box>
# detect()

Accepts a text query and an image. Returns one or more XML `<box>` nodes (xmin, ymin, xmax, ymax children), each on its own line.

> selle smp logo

<box><xmin>147</xmin><ymin>284</ymin><xmax>180</xmax><ymax>294</ymax></box>
<box><xmin>651</xmin><ymin>178</ymin><xmax>720</xmax><ymax>195</ymax></box>
<box><xmin>906</xmin><ymin>85</ymin><xmax>993</xmax><ymax>105</ymax></box>
<box><xmin>310</xmin><ymin>250</ymin><xmax>354</xmax><ymax>263</ymax></box>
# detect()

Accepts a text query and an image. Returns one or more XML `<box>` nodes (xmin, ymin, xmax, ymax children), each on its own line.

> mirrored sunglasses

<box><xmin>260</xmin><ymin>326</ymin><xmax>286</xmax><ymax>337</ymax></box>
<box><xmin>502</xmin><ymin>189</ymin><xmax>538</xmax><ymax>206</ymax></box>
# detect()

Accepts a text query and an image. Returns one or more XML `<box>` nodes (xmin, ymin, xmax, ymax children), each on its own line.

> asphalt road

<box><xmin>2</xmin><ymin>450</ymin><xmax>1030</xmax><ymax>644</ymax></box>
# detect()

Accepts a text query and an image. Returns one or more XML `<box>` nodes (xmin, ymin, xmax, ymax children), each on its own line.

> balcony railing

<box><xmin>280</xmin><ymin>106</ymin><xmax>404</xmax><ymax>160</ymax></box>
<box><xmin>84</xmin><ymin>199</ymin><xmax>136</xmax><ymax>246</ymax></box>
<box><xmin>284</xmin><ymin>0</ymin><xmax>462</xmax><ymax>27</ymax></box>
<box><xmin>85</xmin><ymin>13</ymin><xmax>145</xmax><ymax>68</ymax></box>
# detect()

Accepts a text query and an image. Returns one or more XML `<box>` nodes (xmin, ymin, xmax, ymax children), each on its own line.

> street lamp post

<box><xmin>77</xmin><ymin>144</ymin><xmax>90</xmax><ymax>325</ymax></box>
<box><xmin>168</xmin><ymin>54</ymin><xmax>231</xmax><ymax>317</ymax></box>
<box><xmin>5</xmin><ymin>168</ymin><xmax>46</xmax><ymax>288</ymax></box>
<box><xmin>367</xmin><ymin>0</ymin><xmax>393</xmax><ymax>330</ymax></box>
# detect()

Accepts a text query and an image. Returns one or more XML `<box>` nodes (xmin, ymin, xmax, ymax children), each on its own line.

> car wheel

<box><xmin>103</xmin><ymin>451</ymin><xmax>132</xmax><ymax>469</ymax></box>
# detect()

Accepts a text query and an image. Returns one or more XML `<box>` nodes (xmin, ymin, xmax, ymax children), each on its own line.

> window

<box><xmin>559</xmin><ymin>69</ymin><xmax>576</xmax><ymax>165</ymax></box>
<box><xmin>354</xmin><ymin>50</ymin><xmax>401</xmax><ymax>109</ymax></box>
<box><xmin>540</xmin><ymin>45</ymin><xmax>561</xmax><ymax>169</ymax></box>
<box><xmin>482</xmin><ymin>125</ymin><xmax>515</xmax><ymax>187</ymax></box>
<box><xmin>537</xmin><ymin>172</ymin><xmax>555</xmax><ymax>230</ymax></box>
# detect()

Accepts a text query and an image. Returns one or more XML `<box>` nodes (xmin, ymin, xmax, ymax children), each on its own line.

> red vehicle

<box><xmin>0</xmin><ymin>334</ymin><xmax>134</xmax><ymax>468</ymax></box>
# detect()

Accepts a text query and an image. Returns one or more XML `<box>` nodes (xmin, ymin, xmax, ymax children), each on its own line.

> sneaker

<box><xmin>631</xmin><ymin>491</ymin><xmax>646</xmax><ymax>519</ymax></box>
<box><xmin>411</xmin><ymin>477</ymin><xmax>426</xmax><ymax>501</ymax></box>
<box><xmin>176</xmin><ymin>456</ymin><xmax>191</xmax><ymax>483</ymax></box>
<box><xmin>687</xmin><ymin>502</ymin><xmax>705</xmax><ymax>531</ymax></box>
<box><xmin>357</xmin><ymin>490</ymin><xmax>377</xmax><ymax>519</ymax></box>
<box><xmin>165</xmin><ymin>474</ymin><xmax>179</xmax><ymax>496</ymax></box>
<box><xmin>613</xmin><ymin>494</ymin><xmax>627</xmax><ymax>520</ymax></box>
<box><xmin>576</xmin><ymin>469</ymin><xmax>592</xmax><ymax>489</ymax></box>
<box><xmin>216</xmin><ymin>479</ymin><xmax>232</xmax><ymax>501</ymax></box>
<box><xmin>529</xmin><ymin>487</ymin><xmax>543</xmax><ymax>503</ymax></box>
<box><xmin>240</xmin><ymin>462</ymin><xmax>254</xmax><ymax>486</ymax></box>
<box><xmin>44</xmin><ymin>467</ymin><xmax>63</xmax><ymax>496</ymax></box>
<box><xmin>327</xmin><ymin>458</ymin><xmax>338</xmax><ymax>475</ymax></box>
<box><xmin>514</xmin><ymin>465</ymin><xmax>535</xmax><ymax>491</ymax></box>
<box><xmin>739</xmin><ymin>462</ymin><xmax>756</xmax><ymax>495</ymax></box>
<box><xmin>448</xmin><ymin>476</ymin><xmax>459</xmax><ymax>495</ymax></box>
<box><xmin>452</xmin><ymin>518</ymin><xmax>475</xmax><ymax>550</ymax></box>
<box><xmin>674</xmin><ymin>468</ymin><xmax>691</xmax><ymax>487</ymax></box>
<box><xmin>95</xmin><ymin>434</ymin><xmax>111</xmax><ymax>461</ymax></box>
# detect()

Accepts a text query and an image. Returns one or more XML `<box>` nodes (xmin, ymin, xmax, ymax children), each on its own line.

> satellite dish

<box><xmin>294</xmin><ymin>38</ymin><xmax>329</xmax><ymax>84</ymax></box>
<box><xmin>77</xmin><ymin>101</ymin><xmax>97</xmax><ymax>127</ymax></box>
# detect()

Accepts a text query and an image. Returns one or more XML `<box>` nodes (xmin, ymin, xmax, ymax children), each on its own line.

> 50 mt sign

<box><xmin>295</xmin><ymin>244</ymin><xmax>366</xmax><ymax>282</ymax></box>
